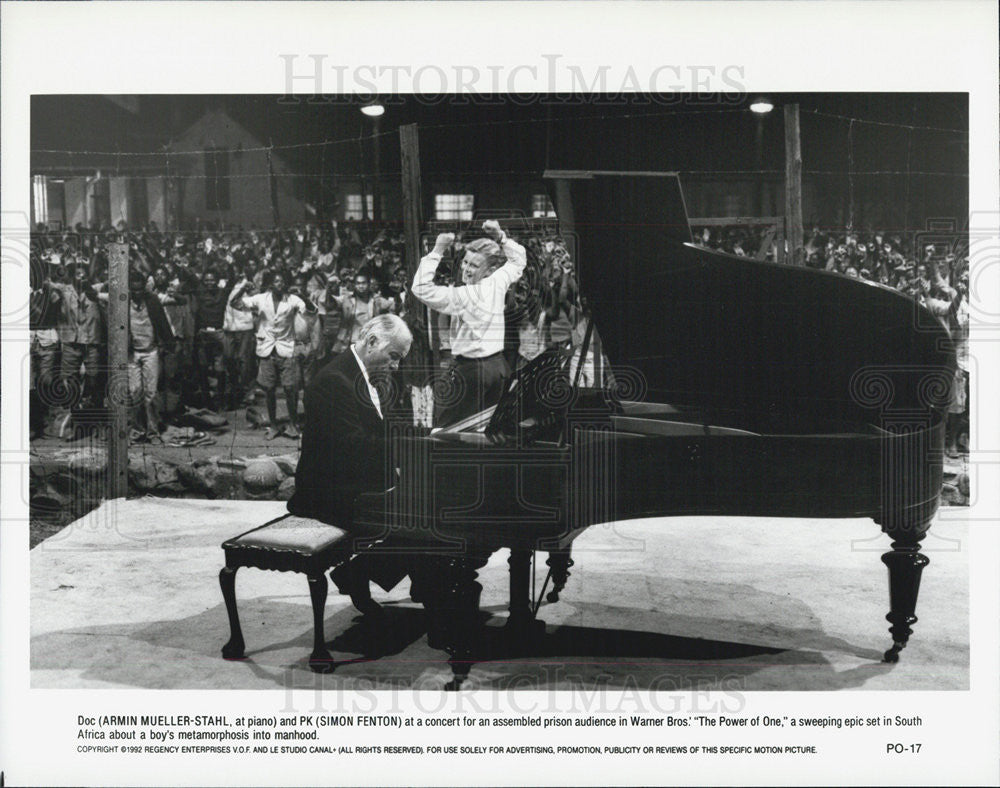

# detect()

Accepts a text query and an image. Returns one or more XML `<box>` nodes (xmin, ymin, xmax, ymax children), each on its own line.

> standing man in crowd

<box><xmin>290</xmin><ymin>273</ymin><xmax>325</xmax><ymax>393</ymax></box>
<box><xmin>222</xmin><ymin>267</ymin><xmax>257</xmax><ymax>409</ymax></box>
<box><xmin>30</xmin><ymin>260</ymin><xmax>62</xmax><ymax>439</ymax></box>
<box><xmin>94</xmin><ymin>270</ymin><xmax>175</xmax><ymax>438</ymax></box>
<box><xmin>150</xmin><ymin>265</ymin><xmax>190</xmax><ymax>413</ymax></box>
<box><xmin>49</xmin><ymin>261</ymin><xmax>105</xmax><ymax>418</ymax></box>
<box><xmin>232</xmin><ymin>269</ymin><xmax>315</xmax><ymax>440</ymax></box>
<box><xmin>329</xmin><ymin>271</ymin><xmax>393</xmax><ymax>357</ymax></box>
<box><xmin>126</xmin><ymin>270</ymin><xmax>174</xmax><ymax>437</ymax></box>
<box><xmin>193</xmin><ymin>268</ymin><xmax>231</xmax><ymax>410</ymax></box>
<box><xmin>543</xmin><ymin>250</ymin><xmax>579</xmax><ymax>357</ymax></box>
<box><xmin>411</xmin><ymin>220</ymin><xmax>526</xmax><ymax>425</ymax></box>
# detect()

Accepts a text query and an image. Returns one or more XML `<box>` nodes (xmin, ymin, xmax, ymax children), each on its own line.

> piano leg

<box><xmin>419</xmin><ymin>552</ymin><xmax>490</xmax><ymax>690</ymax></box>
<box><xmin>508</xmin><ymin>549</ymin><xmax>533</xmax><ymax>627</ymax></box>
<box><xmin>545</xmin><ymin>548</ymin><xmax>575</xmax><ymax>603</ymax></box>
<box><xmin>507</xmin><ymin>549</ymin><xmax>545</xmax><ymax>640</ymax></box>
<box><xmin>881</xmin><ymin>524</ymin><xmax>931</xmax><ymax>663</ymax></box>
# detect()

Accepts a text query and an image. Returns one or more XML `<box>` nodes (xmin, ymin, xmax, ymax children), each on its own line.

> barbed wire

<box><xmin>29</xmin><ymin>168</ymin><xmax>404</xmax><ymax>179</ymax></box>
<box><xmin>415</xmin><ymin>106</ymin><xmax>751</xmax><ymax>133</ymax></box>
<box><xmin>32</xmin><ymin>108</ymin><xmax>750</xmax><ymax>159</ymax></box>
<box><xmin>28</xmin><ymin>166</ymin><xmax>968</xmax><ymax>181</ymax></box>
<box><xmin>32</xmin><ymin>105</ymin><xmax>966</xmax><ymax>162</ymax></box>
<box><xmin>803</xmin><ymin>108</ymin><xmax>966</xmax><ymax>135</ymax></box>
<box><xmin>33</xmin><ymin>128</ymin><xmax>398</xmax><ymax>158</ymax></box>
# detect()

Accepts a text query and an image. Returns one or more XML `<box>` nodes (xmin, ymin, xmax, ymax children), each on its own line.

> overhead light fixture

<box><xmin>360</xmin><ymin>104</ymin><xmax>385</xmax><ymax>118</ymax></box>
<box><xmin>750</xmin><ymin>99</ymin><xmax>774</xmax><ymax>115</ymax></box>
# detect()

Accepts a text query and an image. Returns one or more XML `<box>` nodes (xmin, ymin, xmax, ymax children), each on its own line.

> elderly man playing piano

<box><xmin>288</xmin><ymin>313</ymin><xmax>414</xmax><ymax>617</ymax></box>
<box><xmin>411</xmin><ymin>219</ymin><xmax>526</xmax><ymax>426</ymax></box>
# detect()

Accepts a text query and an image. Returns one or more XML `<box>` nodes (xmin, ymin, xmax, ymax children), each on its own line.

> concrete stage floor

<box><xmin>30</xmin><ymin>498</ymin><xmax>968</xmax><ymax>691</ymax></box>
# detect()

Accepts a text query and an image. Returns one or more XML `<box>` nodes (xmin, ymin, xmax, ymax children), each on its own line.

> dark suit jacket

<box><xmin>287</xmin><ymin>350</ymin><xmax>390</xmax><ymax>525</ymax></box>
<box><xmin>133</xmin><ymin>292</ymin><xmax>174</xmax><ymax>352</ymax></box>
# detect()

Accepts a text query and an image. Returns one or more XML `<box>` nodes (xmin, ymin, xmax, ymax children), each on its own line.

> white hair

<box><xmin>358</xmin><ymin>313</ymin><xmax>412</xmax><ymax>347</ymax></box>
<box><xmin>465</xmin><ymin>237</ymin><xmax>505</xmax><ymax>271</ymax></box>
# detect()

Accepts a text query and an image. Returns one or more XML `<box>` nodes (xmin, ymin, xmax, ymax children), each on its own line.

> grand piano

<box><xmin>356</xmin><ymin>170</ymin><xmax>956</xmax><ymax>685</ymax></box>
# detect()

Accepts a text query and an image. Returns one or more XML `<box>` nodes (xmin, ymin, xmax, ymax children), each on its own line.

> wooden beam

<box><xmin>689</xmin><ymin>216</ymin><xmax>784</xmax><ymax>227</ymax></box>
<box><xmin>107</xmin><ymin>243</ymin><xmax>129</xmax><ymax>499</ymax></box>
<box><xmin>543</xmin><ymin>169</ymin><xmax>681</xmax><ymax>179</ymax></box>
<box><xmin>784</xmin><ymin>103</ymin><xmax>804</xmax><ymax>265</ymax></box>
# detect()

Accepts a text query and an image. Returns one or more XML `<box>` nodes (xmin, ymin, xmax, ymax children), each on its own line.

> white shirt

<box><xmin>224</xmin><ymin>285</ymin><xmax>255</xmax><ymax>332</ymax></box>
<box><xmin>241</xmin><ymin>291</ymin><xmax>308</xmax><ymax>358</ymax></box>
<box><xmin>350</xmin><ymin>343</ymin><xmax>382</xmax><ymax>419</ymax></box>
<box><xmin>411</xmin><ymin>236</ymin><xmax>526</xmax><ymax>358</ymax></box>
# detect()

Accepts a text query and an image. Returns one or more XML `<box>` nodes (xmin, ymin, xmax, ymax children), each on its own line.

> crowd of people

<box><xmin>28</xmin><ymin>218</ymin><xmax>592</xmax><ymax>442</ymax></box>
<box><xmin>28</xmin><ymin>216</ymin><xmax>969</xmax><ymax>455</ymax></box>
<box><xmin>694</xmin><ymin>223</ymin><xmax>970</xmax><ymax>296</ymax></box>
<box><xmin>696</xmin><ymin>223</ymin><xmax>970</xmax><ymax>455</ymax></box>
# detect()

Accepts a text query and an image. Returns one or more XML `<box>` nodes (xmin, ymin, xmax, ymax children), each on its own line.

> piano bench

<box><xmin>219</xmin><ymin>514</ymin><xmax>354</xmax><ymax>673</ymax></box>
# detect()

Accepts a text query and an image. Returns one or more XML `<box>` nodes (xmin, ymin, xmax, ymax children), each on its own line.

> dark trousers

<box><xmin>194</xmin><ymin>329</ymin><xmax>225</xmax><ymax>404</ymax></box>
<box><xmin>60</xmin><ymin>342</ymin><xmax>101</xmax><ymax>409</ymax></box>
<box><xmin>31</xmin><ymin>335</ymin><xmax>59</xmax><ymax>429</ymax></box>
<box><xmin>434</xmin><ymin>352</ymin><xmax>510</xmax><ymax>428</ymax></box>
<box><xmin>222</xmin><ymin>330</ymin><xmax>256</xmax><ymax>403</ymax></box>
<box><xmin>331</xmin><ymin>496</ymin><xmax>429</xmax><ymax>593</ymax></box>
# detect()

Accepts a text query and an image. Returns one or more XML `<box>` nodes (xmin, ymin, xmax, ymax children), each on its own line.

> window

<box><xmin>531</xmin><ymin>194</ymin><xmax>556</xmax><ymax>218</ymax></box>
<box><xmin>130</xmin><ymin>177</ymin><xmax>148</xmax><ymax>226</ymax></box>
<box><xmin>344</xmin><ymin>194</ymin><xmax>373</xmax><ymax>221</ymax></box>
<box><xmin>204</xmin><ymin>148</ymin><xmax>230</xmax><ymax>211</ymax></box>
<box><xmin>723</xmin><ymin>193</ymin><xmax>742</xmax><ymax>217</ymax></box>
<box><xmin>435</xmin><ymin>194</ymin><xmax>474</xmax><ymax>221</ymax></box>
<box><xmin>33</xmin><ymin>175</ymin><xmax>48</xmax><ymax>225</ymax></box>
<box><xmin>90</xmin><ymin>177</ymin><xmax>111</xmax><ymax>227</ymax></box>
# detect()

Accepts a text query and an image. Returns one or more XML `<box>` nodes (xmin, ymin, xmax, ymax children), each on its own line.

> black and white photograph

<box><xmin>25</xmin><ymin>91</ymin><xmax>972</xmax><ymax>693</ymax></box>
<box><xmin>2</xmin><ymin>2</ymin><xmax>998</xmax><ymax>786</ymax></box>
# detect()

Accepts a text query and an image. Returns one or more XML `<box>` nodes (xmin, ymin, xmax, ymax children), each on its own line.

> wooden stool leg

<box><xmin>307</xmin><ymin>573</ymin><xmax>335</xmax><ymax>673</ymax></box>
<box><xmin>219</xmin><ymin>566</ymin><xmax>245</xmax><ymax>660</ymax></box>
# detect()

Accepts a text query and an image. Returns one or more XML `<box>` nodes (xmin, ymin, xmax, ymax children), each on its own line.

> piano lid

<box><xmin>544</xmin><ymin>170</ymin><xmax>955</xmax><ymax>428</ymax></box>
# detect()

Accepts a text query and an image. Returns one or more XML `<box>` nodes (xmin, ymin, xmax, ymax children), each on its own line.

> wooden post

<box><xmin>847</xmin><ymin>119</ymin><xmax>856</xmax><ymax>231</ymax></box>
<box><xmin>372</xmin><ymin>115</ymin><xmax>382</xmax><ymax>224</ymax></box>
<box><xmin>107</xmin><ymin>243</ymin><xmax>130</xmax><ymax>499</ymax></box>
<box><xmin>400</xmin><ymin>123</ymin><xmax>435</xmax><ymax>366</ymax></box>
<box><xmin>754</xmin><ymin>114</ymin><xmax>765</xmax><ymax>217</ymax></box>
<box><xmin>266</xmin><ymin>141</ymin><xmax>280</xmax><ymax>226</ymax></box>
<box><xmin>784</xmin><ymin>103</ymin><xmax>804</xmax><ymax>265</ymax></box>
<box><xmin>400</xmin><ymin>124</ymin><xmax>422</xmax><ymax>287</ymax></box>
